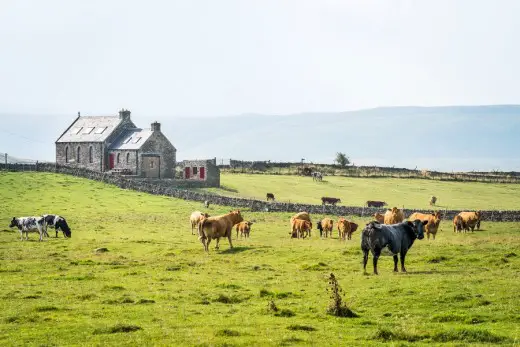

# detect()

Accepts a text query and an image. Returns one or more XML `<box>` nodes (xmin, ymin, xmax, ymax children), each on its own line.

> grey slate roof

<box><xmin>109</xmin><ymin>128</ymin><xmax>154</xmax><ymax>150</ymax></box>
<box><xmin>56</xmin><ymin>116</ymin><xmax>121</xmax><ymax>143</ymax></box>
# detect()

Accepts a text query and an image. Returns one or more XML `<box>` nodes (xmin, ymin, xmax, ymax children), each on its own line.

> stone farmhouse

<box><xmin>55</xmin><ymin>109</ymin><xmax>176</xmax><ymax>178</ymax></box>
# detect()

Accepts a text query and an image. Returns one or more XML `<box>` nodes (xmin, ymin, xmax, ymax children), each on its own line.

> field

<box><xmin>203</xmin><ymin>173</ymin><xmax>520</xmax><ymax>210</ymax></box>
<box><xmin>0</xmin><ymin>172</ymin><xmax>519</xmax><ymax>346</ymax></box>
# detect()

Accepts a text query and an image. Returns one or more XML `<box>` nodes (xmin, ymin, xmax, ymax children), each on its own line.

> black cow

<box><xmin>266</xmin><ymin>193</ymin><xmax>275</xmax><ymax>201</ymax></box>
<box><xmin>361</xmin><ymin>219</ymin><xmax>428</xmax><ymax>274</ymax></box>
<box><xmin>366</xmin><ymin>200</ymin><xmax>388</xmax><ymax>208</ymax></box>
<box><xmin>321</xmin><ymin>197</ymin><xmax>341</xmax><ymax>205</ymax></box>
<box><xmin>43</xmin><ymin>214</ymin><xmax>72</xmax><ymax>238</ymax></box>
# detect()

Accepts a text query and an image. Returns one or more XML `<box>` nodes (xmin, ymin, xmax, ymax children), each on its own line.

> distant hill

<box><xmin>0</xmin><ymin>152</ymin><xmax>39</xmax><ymax>164</ymax></box>
<box><xmin>1</xmin><ymin>105</ymin><xmax>520</xmax><ymax>171</ymax></box>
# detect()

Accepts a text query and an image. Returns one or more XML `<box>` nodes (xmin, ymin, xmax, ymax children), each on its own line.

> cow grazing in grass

<box><xmin>10</xmin><ymin>217</ymin><xmax>46</xmax><ymax>241</ymax></box>
<box><xmin>266</xmin><ymin>193</ymin><xmax>275</xmax><ymax>201</ymax></box>
<box><xmin>408</xmin><ymin>211</ymin><xmax>441</xmax><ymax>240</ymax></box>
<box><xmin>384</xmin><ymin>207</ymin><xmax>405</xmax><ymax>224</ymax></box>
<box><xmin>453</xmin><ymin>215</ymin><xmax>465</xmax><ymax>233</ymax></box>
<box><xmin>318</xmin><ymin>218</ymin><xmax>334</xmax><ymax>237</ymax></box>
<box><xmin>361</xmin><ymin>219</ymin><xmax>428</xmax><ymax>274</ymax></box>
<box><xmin>291</xmin><ymin>219</ymin><xmax>312</xmax><ymax>239</ymax></box>
<box><xmin>290</xmin><ymin>212</ymin><xmax>312</xmax><ymax>238</ymax></box>
<box><xmin>457</xmin><ymin>211</ymin><xmax>482</xmax><ymax>232</ymax></box>
<box><xmin>373</xmin><ymin>213</ymin><xmax>385</xmax><ymax>224</ymax></box>
<box><xmin>321</xmin><ymin>197</ymin><xmax>341</xmax><ymax>206</ymax></box>
<box><xmin>429</xmin><ymin>196</ymin><xmax>437</xmax><ymax>206</ymax></box>
<box><xmin>366</xmin><ymin>200</ymin><xmax>387</xmax><ymax>208</ymax></box>
<box><xmin>204</xmin><ymin>200</ymin><xmax>210</xmax><ymax>209</ymax></box>
<box><xmin>312</xmin><ymin>172</ymin><xmax>323</xmax><ymax>181</ymax></box>
<box><xmin>236</xmin><ymin>221</ymin><xmax>253</xmax><ymax>238</ymax></box>
<box><xmin>198</xmin><ymin>210</ymin><xmax>243</xmax><ymax>252</ymax></box>
<box><xmin>337</xmin><ymin>218</ymin><xmax>358</xmax><ymax>240</ymax></box>
<box><xmin>190</xmin><ymin>211</ymin><xmax>209</xmax><ymax>235</ymax></box>
<box><xmin>42</xmin><ymin>214</ymin><xmax>72</xmax><ymax>238</ymax></box>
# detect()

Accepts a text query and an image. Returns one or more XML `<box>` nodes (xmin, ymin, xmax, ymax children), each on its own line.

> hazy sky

<box><xmin>1</xmin><ymin>0</ymin><xmax>520</xmax><ymax>118</ymax></box>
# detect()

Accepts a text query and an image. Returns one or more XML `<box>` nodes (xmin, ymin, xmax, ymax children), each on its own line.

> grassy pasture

<box><xmin>0</xmin><ymin>172</ymin><xmax>519</xmax><ymax>346</ymax></box>
<box><xmin>202</xmin><ymin>173</ymin><xmax>520</xmax><ymax>210</ymax></box>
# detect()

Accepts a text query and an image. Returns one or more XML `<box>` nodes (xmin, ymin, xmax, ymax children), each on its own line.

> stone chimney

<box><xmin>119</xmin><ymin>108</ymin><xmax>131</xmax><ymax>120</ymax></box>
<box><xmin>151</xmin><ymin>121</ymin><xmax>161</xmax><ymax>132</ymax></box>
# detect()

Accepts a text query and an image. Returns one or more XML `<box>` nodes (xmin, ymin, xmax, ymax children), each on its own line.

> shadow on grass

<box><xmin>219</xmin><ymin>246</ymin><xmax>253</xmax><ymax>254</ymax></box>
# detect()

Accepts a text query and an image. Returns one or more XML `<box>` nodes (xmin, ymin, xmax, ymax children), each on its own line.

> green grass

<box><xmin>1</xmin><ymin>172</ymin><xmax>520</xmax><ymax>346</ymax></box>
<box><xmin>202</xmin><ymin>173</ymin><xmax>520</xmax><ymax>210</ymax></box>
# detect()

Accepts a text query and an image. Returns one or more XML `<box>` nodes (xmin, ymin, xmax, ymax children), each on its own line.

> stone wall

<box><xmin>2</xmin><ymin>162</ymin><xmax>520</xmax><ymax>222</ymax></box>
<box><xmin>180</xmin><ymin>159</ymin><xmax>220</xmax><ymax>187</ymax></box>
<box><xmin>56</xmin><ymin>142</ymin><xmax>104</xmax><ymax>172</ymax></box>
<box><xmin>110</xmin><ymin>150</ymin><xmax>138</xmax><ymax>175</ymax></box>
<box><xmin>140</xmin><ymin>131</ymin><xmax>176</xmax><ymax>178</ymax></box>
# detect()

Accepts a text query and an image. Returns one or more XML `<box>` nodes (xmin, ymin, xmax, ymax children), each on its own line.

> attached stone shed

<box><xmin>56</xmin><ymin>109</ymin><xmax>176</xmax><ymax>178</ymax></box>
<box><xmin>180</xmin><ymin>159</ymin><xmax>220</xmax><ymax>187</ymax></box>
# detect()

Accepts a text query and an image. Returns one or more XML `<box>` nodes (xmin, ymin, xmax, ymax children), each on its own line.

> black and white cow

<box><xmin>42</xmin><ymin>214</ymin><xmax>72</xmax><ymax>238</ymax></box>
<box><xmin>361</xmin><ymin>219</ymin><xmax>428</xmax><ymax>274</ymax></box>
<box><xmin>9</xmin><ymin>217</ymin><xmax>46</xmax><ymax>241</ymax></box>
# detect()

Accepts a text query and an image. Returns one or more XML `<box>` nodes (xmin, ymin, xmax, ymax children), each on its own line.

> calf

<box><xmin>321</xmin><ymin>197</ymin><xmax>341</xmax><ymax>206</ymax></box>
<box><xmin>366</xmin><ymin>200</ymin><xmax>387</xmax><ymax>208</ymax></box>
<box><xmin>408</xmin><ymin>211</ymin><xmax>441</xmax><ymax>240</ymax></box>
<box><xmin>190</xmin><ymin>211</ymin><xmax>209</xmax><ymax>235</ymax></box>
<box><xmin>290</xmin><ymin>212</ymin><xmax>312</xmax><ymax>237</ymax></box>
<box><xmin>458</xmin><ymin>211</ymin><xmax>481</xmax><ymax>232</ymax></box>
<box><xmin>429</xmin><ymin>196</ymin><xmax>437</xmax><ymax>206</ymax></box>
<box><xmin>384</xmin><ymin>207</ymin><xmax>405</xmax><ymax>224</ymax></box>
<box><xmin>43</xmin><ymin>214</ymin><xmax>72</xmax><ymax>238</ymax></box>
<box><xmin>453</xmin><ymin>215</ymin><xmax>465</xmax><ymax>233</ymax></box>
<box><xmin>9</xmin><ymin>217</ymin><xmax>46</xmax><ymax>241</ymax></box>
<box><xmin>236</xmin><ymin>221</ymin><xmax>253</xmax><ymax>238</ymax></box>
<box><xmin>204</xmin><ymin>200</ymin><xmax>210</xmax><ymax>209</ymax></box>
<box><xmin>361</xmin><ymin>219</ymin><xmax>428</xmax><ymax>274</ymax></box>
<box><xmin>318</xmin><ymin>218</ymin><xmax>334</xmax><ymax>237</ymax></box>
<box><xmin>373</xmin><ymin>212</ymin><xmax>385</xmax><ymax>224</ymax></box>
<box><xmin>338</xmin><ymin>219</ymin><xmax>358</xmax><ymax>240</ymax></box>
<box><xmin>291</xmin><ymin>219</ymin><xmax>312</xmax><ymax>239</ymax></box>
<box><xmin>266</xmin><ymin>193</ymin><xmax>275</xmax><ymax>201</ymax></box>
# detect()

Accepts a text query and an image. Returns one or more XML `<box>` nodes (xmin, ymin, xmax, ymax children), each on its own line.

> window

<box><xmin>132</xmin><ymin>137</ymin><xmax>142</xmax><ymax>144</ymax></box>
<box><xmin>82</xmin><ymin>127</ymin><xmax>94</xmax><ymax>134</ymax></box>
<box><xmin>89</xmin><ymin>146</ymin><xmax>93</xmax><ymax>163</ymax></box>
<box><xmin>65</xmin><ymin>146</ymin><xmax>69</xmax><ymax>163</ymax></box>
<box><xmin>70</xmin><ymin>127</ymin><xmax>82</xmax><ymax>135</ymax></box>
<box><xmin>76</xmin><ymin>146</ymin><xmax>81</xmax><ymax>163</ymax></box>
<box><xmin>123</xmin><ymin>137</ymin><xmax>132</xmax><ymax>144</ymax></box>
<box><xmin>150</xmin><ymin>160</ymin><xmax>154</xmax><ymax>169</ymax></box>
<box><xmin>117</xmin><ymin>153</ymin><xmax>121</xmax><ymax>164</ymax></box>
<box><xmin>126</xmin><ymin>153</ymin><xmax>130</xmax><ymax>164</ymax></box>
<box><xmin>94</xmin><ymin>127</ymin><xmax>107</xmax><ymax>134</ymax></box>
<box><xmin>192</xmin><ymin>167</ymin><xmax>198</xmax><ymax>175</ymax></box>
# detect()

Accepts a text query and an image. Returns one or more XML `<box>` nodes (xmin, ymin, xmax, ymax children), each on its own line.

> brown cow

<box><xmin>453</xmin><ymin>215</ymin><xmax>465</xmax><ymax>233</ymax></box>
<box><xmin>290</xmin><ymin>212</ymin><xmax>312</xmax><ymax>237</ymax></box>
<box><xmin>384</xmin><ymin>207</ymin><xmax>405</xmax><ymax>224</ymax></box>
<box><xmin>321</xmin><ymin>197</ymin><xmax>341</xmax><ymax>206</ymax></box>
<box><xmin>291</xmin><ymin>219</ymin><xmax>312</xmax><ymax>239</ymax></box>
<box><xmin>236</xmin><ymin>221</ymin><xmax>253</xmax><ymax>238</ymax></box>
<box><xmin>373</xmin><ymin>213</ymin><xmax>385</xmax><ymax>224</ymax></box>
<box><xmin>318</xmin><ymin>218</ymin><xmax>334</xmax><ymax>238</ymax></box>
<box><xmin>198</xmin><ymin>210</ymin><xmax>243</xmax><ymax>252</ymax></box>
<box><xmin>266</xmin><ymin>193</ymin><xmax>275</xmax><ymax>201</ymax></box>
<box><xmin>457</xmin><ymin>211</ymin><xmax>482</xmax><ymax>232</ymax></box>
<box><xmin>429</xmin><ymin>196</ymin><xmax>437</xmax><ymax>206</ymax></box>
<box><xmin>337</xmin><ymin>218</ymin><xmax>358</xmax><ymax>240</ymax></box>
<box><xmin>408</xmin><ymin>211</ymin><xmax>441</xmax><ymax>240</ymax></box>
<box><xmin>190</xmin><ymin>211</ymin><xmax>209</xmax><ymax>235</ymax></box>
<box><xmin>366</xmin><ymin>200</ymin><xmax>387</xmax><ymax>208</ymax></box>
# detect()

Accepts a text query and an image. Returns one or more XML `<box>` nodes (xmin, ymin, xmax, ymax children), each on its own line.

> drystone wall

<box><xmin>1</xmin><ymin>162</ymin><xmax>520</xmax><ymax>222</ymax></box>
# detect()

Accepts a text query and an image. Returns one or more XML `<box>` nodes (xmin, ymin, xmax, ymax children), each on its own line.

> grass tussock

<box><xmin>93</xmin><ymin>324</ymin><xmax>142</xmax><ymax>335</ymax></box>
<box><xmin>213</xmin><ymin>294</ymin><xmax>246</xmax><ymax>304</ymax></box>
<box><xmin>215</xmin><ymin>329</ymin><xmax>240</xmax><ymax>337</ymax></box>
<box><xmin>34</xmin><ymin>306</ymin><xmax>59</xmax><ymax>312</ymax></box>
<box><xmin>287</xmin><ymin>325</ymin><xmax>316</xmax><ymax>332</ymax></box>
<box><xmin>136</xmin><ymin>298</ymin><xmax>155</xmax><ymax>304</ymax></box>
<box><xmin>301</xmin><ymin>262</ymin><xmax>328</xmax><ymax>271</ymax></box>
<box><xmin>427</xmin><ymin>255</ymin><xmax>449</xmax><ymax>263</ymax></box>
<box><xmin>432</xmin><ymin>328</ymin><xmax>509</xmax><ymax>343</ymax></box>
<box><xmin>371</xmin><ymin>328</ymin><xmax>424</xmax><ymax>342</ymax></box>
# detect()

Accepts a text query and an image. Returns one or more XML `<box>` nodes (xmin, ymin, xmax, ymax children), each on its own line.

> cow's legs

<box><xmin>19</xmin><ymin>231</ymin><xmax>23</xmax><ymax>241</ymax></box>
<box><xmin>215</xmin><ymin>238</ymin><xmax>220</xmax><ymax>250</ymax></box>
<box><xmin>362</xmin><ymin>249</ymin><xmax>369</xmax><ymax>273</ymax></box>
<box><xmin>373</xmin><ymin>248</ymin><xmax>381</xmax><ymax>275</ymax></box>
<box><xmin>393</xmin><ymin>255</ymin><xmax>399</xmax><ymax>272</ymax></box>
<box><xmin>205</xmin><ymin>238</ymin><xmax>211</xmax><ymax>252</ymax></box>
<box><xmin>227</xmin><ymin>234</ymin><xmax>234</xmax><ymax>249</ymax></box>
<box><xmin>400</xmin><ymin>253</ymin><xmax>407</xmax><ymax>272</ymax></box>
<box><xmin>432</xmin><ymin>233</ymin><xmax>436</xmax><ymax>240</ymax></box>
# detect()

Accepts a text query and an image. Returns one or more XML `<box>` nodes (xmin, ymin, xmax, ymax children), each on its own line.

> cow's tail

<box><xmin>198</xmin><ymin>218</ymin><xmax>208</xmax><ymax>241</ymax></box>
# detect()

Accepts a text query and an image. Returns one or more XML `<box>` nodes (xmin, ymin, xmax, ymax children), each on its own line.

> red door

<box><xmin>184</xmin><ymin>167</ymin><xmax>190</xmax><ymax>179</ymax></box>
<box><xmin>109</xmin><ymin>154</ymin><xmax>115</xmax><ymax>169</ymax></box>
<box><xmin>199</xmin><ymin>167</ymin><xmax>205</xmax><ymax>180</ymax></box>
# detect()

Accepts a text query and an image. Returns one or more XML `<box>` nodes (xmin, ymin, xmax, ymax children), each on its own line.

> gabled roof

<box><xmin>109</xmin><ymin>128</ymin><xmax>154</xmax><ymax>150</ymax></box>
<box><xmin>56</xmin><ymin>116</ymin><xmax>122</xmax><ymax>143</ymax></box>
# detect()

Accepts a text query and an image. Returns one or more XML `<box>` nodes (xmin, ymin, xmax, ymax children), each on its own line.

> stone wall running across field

<box><xmin>2</xmin><ymin>162</ymin><xmax>520</xmax><ymax>222</ymax></box>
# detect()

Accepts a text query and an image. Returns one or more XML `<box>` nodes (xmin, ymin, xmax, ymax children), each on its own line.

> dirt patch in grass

<box><xmin>215</xmin><ymin>329</ymin><xmax>240</xmax><ymax>337</ymax></box>
<box><xmin>93</xmin><ymin>324</ymin><xmax>142</xmax><ymax>335</ymax></box>
<box><xmin>136</xmin><ymin>298</ymin><xmax>155</xmax><ymax>304</ymax></box>
<box><xmin>427</xmin><ymin>256</ymin><xmax>449</xmax><ymax>263</ymax></box>
<box><xmin>213</xmin><ymin>294</ymin><xmax>247</xmax><ymax>304</ymax></box>
<box><xmin>287</xmin><ymin>325</ymin><xmax>316</xmax><ymax>332</ymax></box>
<box><xmin>35</xmin><ymin>306</ymin><xmax>59</xmax><ymax>312</ymax></box>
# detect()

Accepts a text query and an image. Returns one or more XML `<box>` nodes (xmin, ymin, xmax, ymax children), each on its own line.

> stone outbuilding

<box><xmin>55</xmin><ymin>109</ymin><xmax>176</xmax><ymax>178</ymax></box>
<box><xmin>180</xmin><ymin>159</ymin><xmax>220</xmax><ymax>187</ymax></box>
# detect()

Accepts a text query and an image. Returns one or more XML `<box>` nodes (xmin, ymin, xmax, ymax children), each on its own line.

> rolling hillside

<box><xmin>0</xmin><ymin>172</ymin><xmax>519</xmax><ymax>346</ymax></box>
<box><xmin>2</xmin><ymin>105</ymin><xmax>520</xmax><ymax>171</ymax></box>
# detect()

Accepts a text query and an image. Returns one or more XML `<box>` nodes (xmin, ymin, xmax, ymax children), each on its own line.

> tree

<box><xmin>335</xmin><ymin>152</ymin><xmax>350</xmax><ymax>167</ymax></box>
